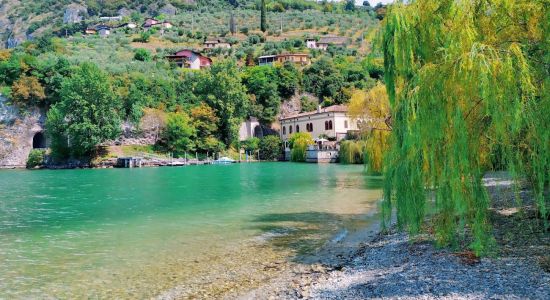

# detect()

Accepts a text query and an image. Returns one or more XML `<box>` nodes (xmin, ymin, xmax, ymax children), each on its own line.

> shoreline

<box><xmin>234</xmin><ymin>172</ymin><xmax>549</xmax><ymax>299</ymax></box>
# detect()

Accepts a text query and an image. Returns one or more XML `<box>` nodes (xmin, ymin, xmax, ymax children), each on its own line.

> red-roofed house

<box><xmin>166</xmin><ymin>50</ymin><xmax>212</xmax><ymax>70</ymax></box>
<box><xmin>143</xmin><ymin>18</ymin><xmax>160</xmax><ymax>28</ymax></box>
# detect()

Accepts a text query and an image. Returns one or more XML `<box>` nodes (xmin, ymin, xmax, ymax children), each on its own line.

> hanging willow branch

<box><xmin>381</xmin><ymin>0</ymin><xmax>549</xmax><ymax>255</ymax></box>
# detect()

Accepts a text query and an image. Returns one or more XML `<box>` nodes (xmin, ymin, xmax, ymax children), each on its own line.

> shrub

<box><xmin>259</xmin><ymin>135</ymin><xmax>282</xmax><ymax>160</ymax></box>
<box><xmin>289</xmin><ymin>132</ymin><xmax>313</xmax><ymax>162</ymax></box>
<box><xmin>134</xmin><ymin>48</ymin><xmax>152</xmax><ymax>61</ymax></box>
<box><xmin>26</xmin><ymin>149</ymin><xmax>45</xmax><ymax>169</ymax></box>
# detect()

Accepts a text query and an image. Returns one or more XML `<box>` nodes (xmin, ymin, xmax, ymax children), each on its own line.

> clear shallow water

<box><xmin>0</xmin><ymin>163</ymin><xmax>382</xmax><ymax>298</ymax></box>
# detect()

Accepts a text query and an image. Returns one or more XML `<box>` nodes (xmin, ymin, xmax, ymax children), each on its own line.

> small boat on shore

<box><xmin>212</xmin><ymin>157</ymin><xmax>236</xmax><ymax>165</ymax></box>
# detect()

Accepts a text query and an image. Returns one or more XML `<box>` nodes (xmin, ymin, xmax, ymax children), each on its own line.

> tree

<box><xmin>259</xmin><ymin>135</ymin><xmax>282</xmax><ymax>160</ymax></box>
<box><xmin>242</xmin><ymin>137</ymin><xmax>260</xmax><ymax>153</ymax></box>
<box><xmin>161</xmin><ymin>112</ymin><xmax>196</xmax><ymax>154</ymax></box>
<box><xmin>276</xmin><ymin>62</ymin><xmax>301</xmax><ymax>99</ymax></box>
<box><xmin>10</xmin><ymin>75</ymin><xmax>46</xmax><ymax>106</ymax></box>
<box><xmin>344</xmin><ymin>0</ymin><xmax>356</xmax><ymax>11</ymax></box>
<box><xmin>304</xmin><ymin>58</ymin><xmax>346</xmax><ymax>104</ymax></box>
<box><xmin>348</xmin><ymin>84</ymin><xmax>391</xmax><ymax>172</ymax></box>
<box><xmin>190</xmin><ymin>103</ymin><xmax>221</xmax><ymax>151</ymax></box>
<box><xmin>194</xmin><ymin>60</ymin><xmax>250</xmax><ymax>145</ymax></box>
<box><xmin>289</xmin><ymin>132</ymin><xmax>314</xmax><ymax>162</ymax></box>
<box><xmin>243</xmin><ymin>66</ymin><xmax>281</xmax><ymax>123</ymax></box>
<box><xmin>134</xmin><ymin>48</ymin><xmax>152</xmax><ymax>61</ymax></box>
<box><xmin>381</xmin><ymin>0</ymin><xmax>549</xmax><ymax>255</ymax></box>
<box><xmin>46</xmin><ymin>63</ymin><xmax>121</xmax><ymax>158</ymax></box>
<box><xmin>229</xmin><ymin>13</ymin><xmax>237</xmax><ymax>35</ymax></box>
<box><xmin>260</xmin><ymin>0</ymin><xmax>267</xmax><ymax>32</ymax></box>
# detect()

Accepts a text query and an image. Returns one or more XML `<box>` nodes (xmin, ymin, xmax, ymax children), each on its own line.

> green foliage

<box><xmin>190</xmin><ymin>103</ymin><xmax>223</xmax><ymax>152</ymax></box>
<box><xmin>26</xmin><ymin>149</ymin><xmax>45</xmax><ymax>169</ymax></box>
<box><xmin>275</xmin><ymin>62</ymin><xmax>301</xmax><ymax>99</ymax></box>
<box><xmin>161</xmin><ymin>111</ymin><xmax>196</xmax><ymax>154</ymax></box>
<box><xmin>134</xmin><ymin>48</ymin><xmax>152</xmax><ymax>61</ymax></box>
<box><xmin>300</xmin><ymin>96</ymin><xmax>318</xmax><ymax>112</ymax></box>
<box><xmin>259</xmin><ymin>135</ymin><xmax>282</xmax><ymax>160</ymax></box>
<box><xmin>46</xmin><ymin>63</ymin><xmax>122</xmax><ymax>158</ymax></box>
<box><xmin>260</xmin><ymin>0</ymin><xmax>267</xmax><ymax>32</ymax></box>
<box><xmin>381</xmin><ymin>0</ymin><xmax>549</xmax><ymax>255</ymax></box>
<box><xmin>194</xmin><ymin>60</ymin><xmax>250</xmax><ymax>145</ymax></box>
<box><xmin>289</xmin><ymin>132</ymin><xmax>313</xmax><ymax>162</ymax></box>
<box><xmin>339</xmin><ymin>140</ymin><xmax>366</xmax><ymax>164</ymax></box>
<box><xmin>242</xmin><ymin>137</ymin><xmax>260</xmax><ymax>152</ymax></box>
<box><xmin>243</xmin><ymin>66</ymin><xmax>281</xmax><ymax>123</ymax></box>
<box><xmin>304</xmin><ymin>57</ymin><xmax>346</xmax><ymax>104</ymax></box>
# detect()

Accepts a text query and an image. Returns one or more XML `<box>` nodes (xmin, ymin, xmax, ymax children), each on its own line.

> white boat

<box><xmin>212</xmin><ymin>157</ymin><xmax>236</xmax><ymax>165</ymax></box>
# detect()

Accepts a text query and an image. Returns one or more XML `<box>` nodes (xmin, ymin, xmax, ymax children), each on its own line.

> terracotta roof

<box><xmin>280</xmin><ymin>105</ymin><xmax>348</xmax><ymax>120</ymax></box>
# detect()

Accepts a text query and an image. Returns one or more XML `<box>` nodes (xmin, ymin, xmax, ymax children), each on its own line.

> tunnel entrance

<box><xmin>32</xmin><ymin>132</ymin><xmax>46</xmax><ymax>149</ymax></box>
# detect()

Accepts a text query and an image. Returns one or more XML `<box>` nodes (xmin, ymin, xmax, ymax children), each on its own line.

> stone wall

<box><xmin>0</xmin><ymin>95</ymin><xmax>45</xmax><ymax>168</ymax></box>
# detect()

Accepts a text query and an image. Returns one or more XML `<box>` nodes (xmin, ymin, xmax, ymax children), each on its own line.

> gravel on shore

<box><xmin>239</xmin><ymin>172</ymin><xmax>549</xmax><ymax>300</ymax></box>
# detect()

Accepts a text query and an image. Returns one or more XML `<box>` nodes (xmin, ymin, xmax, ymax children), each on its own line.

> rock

<box><xmin>0</xmin><ymin>96</ymin><xmax>45</xmax><ymax>167</ymax></box>
<box><xmin>63</xmin><ymin>4</ymin><xmax>87</xmax><ymax>24</ymax></box>
<box><xmin>159</xmin><ymin>4</ymin><xmax>177</xmax><ymax>16</ymax></box>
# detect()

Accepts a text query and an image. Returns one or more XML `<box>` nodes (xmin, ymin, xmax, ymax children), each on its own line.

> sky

<box><xmin>354</xmin><ymin>0</ymin><xmax>395</xmax><ymax>5</ymax></box>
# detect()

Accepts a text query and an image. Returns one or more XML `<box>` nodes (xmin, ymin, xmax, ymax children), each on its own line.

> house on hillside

<box><xmin>258</xmin><ymin>53</ymin><xmax>310</xmax><ymax>66</ymax></box>
<box><xmin>258</xmin><ymin>55</ymin><xmax>278</xmax><ymax>66</ymax></box>
<box><xmin>97</xmin><ymin>25</ymin><xmax>111</xmax><ymax>37</ymax></box>
<box><xmin>279</xmin><ymin>105</ymin><xmax>358</xmax><ymax>142</ymax></box>
<box><xmin>306</xmin><ymin>38</ymin><xmax>317</xmax><ymax>49</ymax></box>
<box><xmin>84</xmin><ymin>28</ymin><xmax>97</xmax><ymax>35</ymax></box>
<box><xmin>276</xmin><ymin>53</ymin><xmax>310</xmax><ymax>66</ymax></box>
<box><xmin>143</xmin><ymin>18</ymin><xmax>160</xmax><ymax>28</ymax></box>
<box><xmin>160</xmin><ymin>21</ymin><xmax>174</xmax><ymax>29</ymax></box>
<box><xmin>315</xmin><ymin>36</ymin><xmax>350</xmax><ymax>50</ymax></box>
<box><xmin>166</xmin><ymin>50</ymin><xmax>212</xmax><ymax>70</ymax></box>
<box><xmin>204</xmin><ymin>38</ymin><xmax>231</xmax><ymax>49</ymax></box>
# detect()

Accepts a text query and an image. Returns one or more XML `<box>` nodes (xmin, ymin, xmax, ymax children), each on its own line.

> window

<box><xmin>283</xmin><ymin>126</ymin><xmax>286</xmax><ymax>135</ymax></box>
<box><xmin>289</xmin><ymin>125</ymin><xmax>293</xmax><ymax>134</ymax></box>
<box><xmin>329</xmin><ymin>120</ymin><xmax>333</xmax><ymax>130</ymax></box>
<box><xmin>325</xmin><ymin>121</ymin><xmax>329</xmax><ymax>130</ymax></box>
<box><xmin>307</xmin><ymin>123</ymin><xmax>313</xmax><ymax>132</ymax></box>
<box><xmin>296</xmin><ymin>125</ymin><xmax>300</xmax><ymax>133</ymax></box>
<box><xmin>344</xmin><ymin>120</ymin><xmax>348</xmax><ymax>129</ymax></box>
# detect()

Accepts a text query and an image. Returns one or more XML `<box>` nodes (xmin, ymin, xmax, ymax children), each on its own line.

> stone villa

<box><xmin>279</xmin><ymin>105</ymin><xmax>358</xmax><ymax>142</ymax></box>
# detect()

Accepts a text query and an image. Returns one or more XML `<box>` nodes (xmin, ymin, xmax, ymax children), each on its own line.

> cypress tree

<box><xmin>229</xmin><ymin>13</ymin><xmax>236</xmax><ymax>35</ymax></box>
<box><xmin>260</xmin><ymin>0</ymin><xmax>267</xmax><ymax>32</ymax></box>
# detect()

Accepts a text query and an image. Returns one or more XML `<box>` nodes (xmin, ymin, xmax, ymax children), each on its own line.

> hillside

<box><xmin>0</xmin><ymin>0</ymin><xmax>384</xmax><ymax>167</ymax></box>
<box><xmin>0</xmin><ymin>0</ymin><xmax>377</xmax><ymax>48</ymax></box>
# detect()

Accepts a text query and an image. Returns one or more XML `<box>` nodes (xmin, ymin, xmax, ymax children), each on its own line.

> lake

<box><xmin>0</xmin><ymin>163</ymin><xmax>382</xmax><ymax>298</ymax></box>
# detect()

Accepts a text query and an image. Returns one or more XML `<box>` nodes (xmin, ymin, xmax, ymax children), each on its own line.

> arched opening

<box><xmin>253</xmin><ymin>125</ymin><xmax>263</xmax><ymax>138</ymax></box>
<box><xmin>32</xmin><ymin>132</ymin><xmax>46</xmax><ymax>149</ymax></box>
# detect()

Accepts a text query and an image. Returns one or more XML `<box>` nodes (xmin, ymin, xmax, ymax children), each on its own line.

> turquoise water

<box><xmin>0</xmin><ymin>163</ymin><xmax>382</xmax><ymax>298</ymax></box>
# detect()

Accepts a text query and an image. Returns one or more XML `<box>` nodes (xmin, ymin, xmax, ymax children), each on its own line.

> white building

<box><xmin>306</xmin><ymin>39</ymin><xmax>317</xmax><ymax>49</ymax></box>
<box><xmin>279</xmin><ymin>105</ymin><xmax>359</xmax><ymax>142</ymax></box>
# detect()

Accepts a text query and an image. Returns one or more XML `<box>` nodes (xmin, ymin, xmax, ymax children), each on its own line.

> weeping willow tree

<box><xmin>381</xmin><ymin>0</ymin><xmax>549</xmax><ymax>254</ymax></box>
<box><xmin>340</xmin><ymin>140</ymin><xmax>367</xmax><ymax>164</ymax></box>
<box><xmin>348</xmin><ymin>84</ymin><xmax>392</xmax><ymax>172</ymax></box>
<box><xmin>289</xmin><ymin>132</ymin><xmax>314</xmax><ymax>162</ymax></box>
